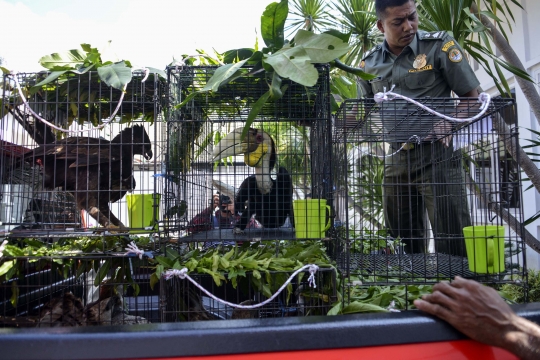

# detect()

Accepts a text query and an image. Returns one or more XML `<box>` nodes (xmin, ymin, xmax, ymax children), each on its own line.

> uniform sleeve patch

<box><xmin>420</xmin><ymin>31</ymin><xmax>445</xmax><ymax>40</ymax></box>
<box><xmin>442</xmin><ymin>40</ymin><xmax>455</xmax><ymax>52</ymax></box>
<box><xmin>448</xmin><ymin>48</ymin><xmax>463</xmax><ymax>62</ymax></box>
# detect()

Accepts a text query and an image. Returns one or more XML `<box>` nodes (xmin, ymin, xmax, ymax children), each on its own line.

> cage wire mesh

<box><xmin>333</xmin><ymin>97</ymin><xmax>525</xmax><ymax>287</ymax></box>
<box><xmin>0</xmin><ymin>254</ymin><xmax>156</xmax><ymax>327</ymax></box>
<box><xmin>0</xmin><ymin>65</ymin><xmax>341</xmax><ymax>327</ymax></box>
<box><xmin>1</xmin><ymin>71</ymin><xmax>166</xmax><ymax>236</ymax></box>
<box><xmin>160</xmin><ymin>266</ymin><xmax>337</xmax><ymax>321</ymax></box>
<box><xmin>163</xmin><ymin>65</ymin><xmax>333</xmax><ymax>244</ymax></box>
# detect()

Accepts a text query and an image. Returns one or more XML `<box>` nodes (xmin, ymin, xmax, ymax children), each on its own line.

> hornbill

<box><xmin>213</xmin><ymin>127</ymin><xmax>293</xmax><ymax>234</ymax></box>
<box><xmin>24</xmin><ymin>125</ymin><xmax>152</xmax><ymax>230</ymax></box>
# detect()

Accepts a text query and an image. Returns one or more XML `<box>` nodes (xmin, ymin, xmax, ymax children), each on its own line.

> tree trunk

<box><xmin>470</xmin><ymin>3</ymin><xmax>540</xmax><ymax>126</ymax></box>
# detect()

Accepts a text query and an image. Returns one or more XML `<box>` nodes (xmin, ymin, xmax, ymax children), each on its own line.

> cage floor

<box><xmin>340</xmin><ymin>253</ymin><xmax>509</xmax><ymax>281</ymax></box>
<box><xmin>182</xmin><ymin>228</ymin><xmax>296</xmax><ymax>242</ymax></box>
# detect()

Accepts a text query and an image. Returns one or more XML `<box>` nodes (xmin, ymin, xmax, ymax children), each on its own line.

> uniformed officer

<box><xmin>358</xmin><ymin>0</ymin><xmax>481</xmax><ymax>256</ymax></box>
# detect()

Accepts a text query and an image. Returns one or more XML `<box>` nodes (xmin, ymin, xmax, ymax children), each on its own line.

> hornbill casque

<box><xmin>24</xmin><ymin>125</ymin><xmax>152</xmax><ymax>230</ymax></box>
<box><xmin>213</xmin><ymin>127</ymin><xmax>293</xmax><ymax>234</ymax></box>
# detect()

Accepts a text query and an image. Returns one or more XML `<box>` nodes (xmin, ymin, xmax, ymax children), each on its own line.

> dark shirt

<box><xmin>187</xmin><ymin>207</ymin><xmax>237</xmax><ymax>234</ymax></box>
<box><xmin>358</xmin><ymin>30</ymin><xmax>480</xmax><ymax>98</ymax></box>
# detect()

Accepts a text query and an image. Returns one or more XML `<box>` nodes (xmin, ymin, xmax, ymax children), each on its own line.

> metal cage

<box><xmin>333</xmin><ymin>96</ymin><xmax>525</xmax><ymax>286</ymax></box>
<box><xmin>0</xmin><ymin>71</ymin><xmax>166</xmax><ymax>236</ymax></box>
<box><xmin>162</xmin><ymin>65</ymin><xmax>333</xmax><ymax>244</ymax></box>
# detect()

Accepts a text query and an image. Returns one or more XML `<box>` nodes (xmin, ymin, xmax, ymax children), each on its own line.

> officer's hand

<box><xmin>426</xmin><ymin>120</ymin><xmax>452</xmax><ymax>147</ymax></box>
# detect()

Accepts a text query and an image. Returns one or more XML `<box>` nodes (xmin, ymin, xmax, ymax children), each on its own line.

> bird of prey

<box><xmin>213</xmin><ymin>127</ymin><xmax>293</xmax><ymax>234</ymax></box>
<box><xmin>25</xmin><ymin>125</ymin><xmax>152</xmax><ymax>231</ymax></box>
<box><xmin>37</xmin><ymin>292</ymin><xmax>85</xmax><ymax>327</ymax></box>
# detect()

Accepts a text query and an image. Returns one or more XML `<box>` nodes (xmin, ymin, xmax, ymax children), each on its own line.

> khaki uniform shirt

<box><xmin>359</xmin><ymin>30</ymin><xmax>480</xmax><ymax>98</ymax></box>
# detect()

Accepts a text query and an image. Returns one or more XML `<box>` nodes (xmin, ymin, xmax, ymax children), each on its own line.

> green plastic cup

<box><xmin>462</xmin><ymin>225</ymin><xmax>505</xmax><ymax>274</ymax></box>
<box><xmin>293</xmin><ymin>199</ymin><xmax>331</xmax><ymax>239</ymax></box>
<box><xmin>126</xmin><ymin>193</ymin><xmax>160</xmax><ymax>233</ymax></box>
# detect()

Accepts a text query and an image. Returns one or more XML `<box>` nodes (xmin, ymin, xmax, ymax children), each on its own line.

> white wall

<box><xmin>473</xmin><ymin>0</ymin><xmax>540</xmax><ymax>269</ymax></box>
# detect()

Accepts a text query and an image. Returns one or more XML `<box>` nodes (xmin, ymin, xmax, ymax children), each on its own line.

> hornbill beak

<box><xmin>213</xmin><ymin>127</ymin><xmax>267</xmax><ymax>167</ymax></box>
<box><xmin>213</xmin><ymin>127</ymin><xmax>276</xmax><ymax>195</ymax></box>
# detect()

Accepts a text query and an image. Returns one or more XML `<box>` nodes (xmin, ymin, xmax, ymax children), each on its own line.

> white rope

<box><xmin>0</xmin><ymin>240</ymin><xmax>7</xmax><ymax>259</ymax></box>
<box><xmin>8</xmin><ymin>66</ymin><xmax>149</xmax><ymax>134</ymax></box>
<box><xmin>386</xmin><ymin>300</ymin><xmax>401</xmax><ymax>313</ymax></box>
<box><xmin>163</xmin><ymin>264</ymin><xmax>320</xmax><ymax>310</ymax></box>
<box><xmin>367</xmin><ymin>86</ymin><xmax>492</xmax><ymax>157</ymax></box>
<box><xmin>124</xmin><ymin>241</ymin><xmax>145</xmax><ymax>259</ymax></box>
<box><xmin>374</xmin><ymin>85</ymin><xmax>492</xmax><ymax>123</ymax></box>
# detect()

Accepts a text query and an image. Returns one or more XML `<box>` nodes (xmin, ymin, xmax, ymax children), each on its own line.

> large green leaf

<box><xmin>38</xmin><ymin>49</ymin><xmax>87</xmax><ymax>70</ymax></box>
<box><xmin>341</xmin><ymin>301</ymin><xmax>389</xmax><ymax>314</ymax></box>
<box><xmin>33</xmin><ymin>70</ymin><xmax>68</xmax><ymax>88</ymax></box>
<box><xmin>243</xmin><ymin>90</ymin><xmax>272</xmax><ymax>138</ymax></box>
<box><xmin>146</xmin><ymin>67</ymin><xmax>167</xmax><ymax>79</ymax></box>
<box><xmin>0</xmin><ymin>260</ymin><xmax>15</xmax><ymax>277</ymax></box>
<box><xmin>223</xmin><ymin>48</ymin><xmax>255</xmax><ymax>64</ymax></box>
<box><xmin>261</xmin><ymin>0</ymin><xmax>288</xmax><ymax>50</ymax></box>
<box><xmin>263</xmin><ymin>45</ymin><xmax>318</xmax><ymax>86</ymax></box>
<box><xmin>294</xmin><ymin>29</ymin><xmax>350</xmax><ymax>63</ymax></box>
<box><xmin>97</xmin><ymin>61</ymin><xmax>132</xmax><ymax>90</ymax></box>
<box><xmin>201</xmin><ymin>59</ymin><xmax>249</xmax><ymax>92</ymax></box>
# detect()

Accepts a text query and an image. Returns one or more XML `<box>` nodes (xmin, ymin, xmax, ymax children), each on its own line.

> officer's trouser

<box><xmin>383</xmin><ymin>141</ymin><xmax>471</xmax><ymax>256</ymax></box>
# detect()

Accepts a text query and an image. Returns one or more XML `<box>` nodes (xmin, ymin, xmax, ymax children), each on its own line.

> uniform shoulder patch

<box><xmin>419</xmin><ymin>31</ymin><xmax>446</xmax><ymax>41</ymax></box>
<box><xmin>441</xmin><ymin>40</ymin><xmax>455</xmax><ymax>52</ymax></box>
<box><xmin>448</xmin><ymin>48</ymin><xmax>463</xmax><ymax>62</ymax></box>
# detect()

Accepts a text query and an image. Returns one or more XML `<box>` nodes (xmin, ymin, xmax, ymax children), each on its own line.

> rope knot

<box><xmin>163</xmin><ymin>268</ymin><xmax>188</xmax><ymax>280</ymax></box>
<box><xmin>374</xmin><ymin>85</ymin><xmax>396</xmax><ymax>103</ymax></box>
<box><xmin>124</xmin><ymin>241</ymin><xmax>145</xmax><ymax>259</ymax></box>
<box><xmin>478</xmin><ymin>92</ymin><xmax>491</xmax><ymax>111</ymax></box>
<box><xmin>307</xmin><ymin>264</ymin><xmax>319</xmax><ymax>288</ymax></box>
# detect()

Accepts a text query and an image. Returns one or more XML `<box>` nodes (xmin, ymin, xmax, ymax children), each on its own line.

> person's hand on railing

<box><xmin>414</xmin><ymin>276</ymin><xmax>540</xmax><ymax>360</ymax></box>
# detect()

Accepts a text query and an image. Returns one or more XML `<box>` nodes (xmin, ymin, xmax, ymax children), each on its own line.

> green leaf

<box><xmin>327</xmin><ymin>301</ymin><xmax>343</xmax><ymax>316</ymax></box>
<box><xmin>263</xmin><ymin>45</ymin><xmax>318</xmax><ymax>86</ymax></box>
<box><xmin>0</xmin><ymin>260</ymin><xmax>16</xmax><ymax>277</ymax></box>
<box><xmin>323</xmin><ymin>30</ymin><xmax>351</xmax><ymax>43</ymax></box>
<box><xmin>173</xmin><ymin>91</ymin><xmax>198</xmax><ymax>110</ymax></box>
<box><xmin>332</xmin><ymin>59</ymin><xmax>377</xmax><ymax>81</ymax></box>
<box><xmin>269</xmin><ymin>71</ymin><xmax>283</xmax><ymax>100</ymax></box>
<box><xmin>342</xmin><ymin>301</ymin><xmax>389</xmax><ymax>314</ymax></box>
<box><xmin>223</xmin><ymin>48</ymin><xmax>255</xmax><ymax>64</ymax></box>
<box><xmin>293</xmin><ymin>30</ymin><xmax>350</xmax><ymax>63</ymax></box>
<box><xmin>253</xmin><ymin>269</ymin><xmax>262</xmax><ymax>280</ymax></box>
<box><xmin>33</xmin><ymin>70</ymin><xmax>68</xmax><ymax>88</ymax></box>
<box><xmin>94</xmin><ymin>260</ymin><xmax>111</xmax><ymax>286</ymax></box>
<box><xmin>146</xmin><ymin>67</ymin><xmax>167</xmax><ymax>79</ymax></box>
<box><xmin>4</xmin><ymin>245</ymin><xmax>24</xmax><ymax>257</ymax></box>
<box><xmin>202</xmin><ymin>59</ymin><xmax>249</xmax><ymax>92</ymax></box>
<box><xmin>38</xmin><ymin>49</ymin><xmax>87</xmax><ymax>70</ymax></box>
<box><xmin>150</xmin><ymin>273</ymin><xmax>159</xmax><ymax>290</ymax></box>
<box><xmin>97</xmin><ymin>61</ymin><xmax>132</xmax><ymax>90</ymax></box>
<box><xmin>10</xmin><ymin>281</ymin><xmax>19</xmax><ymax>307</ymax></box>
<box><xmin>155</xmin><ymin>256</ymin><xmax>174</xmax><ymax>268</ymax></box>
<box><xmin>243</xmin><ymin>90</ymin><xmax>271</xmax><ymax>138</ymax></box>
<box><xmin>261</xmin><ymin>0</ymin><xmax>288</xmax><ymax>50</ymax></box>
